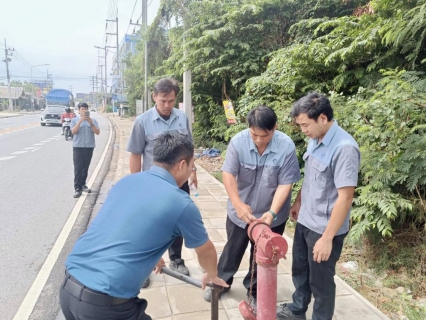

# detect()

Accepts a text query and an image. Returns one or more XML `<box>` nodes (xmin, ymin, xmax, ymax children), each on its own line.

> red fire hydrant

<box><xmin>238</xmin><ymin>220</ymin><xmax>288</xmax><ymax>320</ymax></box>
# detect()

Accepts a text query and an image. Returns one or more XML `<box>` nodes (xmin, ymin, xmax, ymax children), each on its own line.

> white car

<box><xmin>40</xmin><ymin>105</ymin><xmax>65</xmax><ymax>126</ymax></box>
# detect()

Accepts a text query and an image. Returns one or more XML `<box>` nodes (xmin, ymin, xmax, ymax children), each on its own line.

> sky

<box><xmin>0</xmin><ymin>0</ymin><xmax>160</xmax><ymax>94</ymax></box>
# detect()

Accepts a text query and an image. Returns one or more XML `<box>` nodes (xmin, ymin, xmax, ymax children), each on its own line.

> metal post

<box><xmin>161</xmin><ymin>267</ymin><xmax>221</xmax><ymax>320</ymax></box>
<box><xmin>182</xmin><ymin>7</ymin><xmax>193</xmax><ymax>131</ymax></box>
<box><xmin>142</xmin><ymin>0</ymin><xmax>148</xmax><ymax>110</ymax></box>
<box><xmin>4</xmin><ymin>38</ymin><xmax>13</xmax><ymax>111</ymax></box>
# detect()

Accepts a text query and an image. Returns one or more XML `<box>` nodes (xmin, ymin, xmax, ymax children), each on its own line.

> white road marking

<box><xmin>33</xmin><ymin>143</ymin><xmax>44</xmax><ymax>146</ymax></box>
<box><xmin>13</xmin><ymin>117</ymin><xmax>113</xmax><ymax>320</ymax></box>
<box><xmin>31</xmin><ymin>148</ymin><xmax>41</xmax><ymax>153</ymax></box>
<box><xmin>0</xmin><ymin>156</ymin><xmax>16</xmax><ymax>161</ymax></box>
<box><xmin>12</xmin><ymin>151</ymin><xmax>28</xmax><ymax>155</ymax></box>
<box><xmin>41</xmin><ymin>140</ymin><xmax>50</xmax><ymax>143</ymax></box>
<box><xmin>23</xmin><ymin>147</ymin><xmax>37</xmax><ymax>150</ymax></box>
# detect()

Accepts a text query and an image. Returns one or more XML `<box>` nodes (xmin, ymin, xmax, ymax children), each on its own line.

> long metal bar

<box><xmin>161</xmin><ymin>267</ymin><xmax>221</xmax><ymax>320</ymax></box>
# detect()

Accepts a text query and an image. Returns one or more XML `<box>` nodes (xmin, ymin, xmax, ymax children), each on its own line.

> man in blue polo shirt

<box><xmin>276</xmin><ymin>92</ymin><xmax>360</xmax><ymax>320</ymax></box>
<box><xmin>60</xmin><ymin>132</ymin><xmax>227</xmax><ymax>320</ymax></box>
<box><xmin>127</xmin><ymin>78</ymin><xmax>196</xmax><ymax>286</ymax></box>
<box><xmin>204</xmin><ymin>105</ymin><xmax>301</xmax><ymax>310</ymax></box>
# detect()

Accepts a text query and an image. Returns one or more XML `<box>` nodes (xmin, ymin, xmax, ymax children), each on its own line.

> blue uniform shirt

<box><xmin>126</xmin><ymin>107</ymin><xmax>192</xmax><ymax>171</ymax></box>
<box><xmin>65</xmin><ymin>166</ymin><xmax>208</xmax><ymax>298</ymax></box>
<box><xmin>221</xmin><ymin>129</ymin><xmax>301</xmax><ymax>229</ymax></box>
<box><xmin>298</xmin><ymin>121</ymin><xmax>360</xmax><ymax>235</ymax></box>
<box><xmin>70</xmin><ymin>116</ymin><xmax>99</xmax><ymax>148</ymax></box>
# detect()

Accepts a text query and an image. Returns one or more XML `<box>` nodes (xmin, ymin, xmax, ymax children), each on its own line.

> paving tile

<box><xmin>197</xmin><ymin>201</ymin><xmax>223</xmax><ymax>210</ymax></box>
<box><xmin>202</xmin><ymin>209</ymin><xmax>227</xmax><ymax>218</ymax></box>
<box><xmin>206</xmin><ymin>228</ymin><xmax>226</xmax><ymax>241</ymax></box>
<box><xmin>216</xmin><ymin>228</ymin><xmax>228</xmax><ymax>241</ymax></box>
<box><xmin>225</xmin><ymin>307</ymin><xmax>245</xmax><ymax>319</ymax></box>
<box><xmin>207</xmin><ymin>217</ymin><xmax>227</xmax><ymax>228</ymax></box>
<box><xmin>334</xmin><ymin>295</ymin><xmax>386</xmax><ymax>320</ymax></box>
<box><xmin>208</xmin><ymin>189</ymin><xmax>229</xmax><ymax>196</ymax></box>
<box><xmin>219</xmin><ymin>200</ymin><xmax>228</xmax><ymax>208</ymax></box>
<box><xmin>213</xmin><ymin>195</ymin><xmax>229</xmax><ymax>202</ymax></box>
<box><xmin>139</xmin><ymin>286</ymin><xmax>172</xmax><ymax>319</ymax></box>
<box><xmin>174</xmin><ymin>310</ymin><xmax>228</xmax><ymax>320</ymax></box>
<box><xmin>194</xmin><ymin>195</ymin><xmax>217</xmax><ymax>202</ymax></box>
<box><xmin>168</xmin><ymin>284</ymin><xmax>222</xmax><ymax>314</ymax></box>
<box><xmin>193</xmin><ymin>187</ymin><xmax>212</xmax><ymax>196</ymax></box>
<box><xmin>220</xmin><ymin>278</ymin><xmax>249</xmax><ymax>309</ymax></box>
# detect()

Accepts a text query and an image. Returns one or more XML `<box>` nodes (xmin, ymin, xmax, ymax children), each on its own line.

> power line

<box><xmin>126</xmin><ymin>0</ymin><xmax>140</xmax><ymax>34</ymax></box>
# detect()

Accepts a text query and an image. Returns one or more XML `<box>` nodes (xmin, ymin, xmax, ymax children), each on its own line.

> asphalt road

<box><xmin>0</xmin><ymin>112</ymin><xmax>111</xmax><ymax>320</ymax></box>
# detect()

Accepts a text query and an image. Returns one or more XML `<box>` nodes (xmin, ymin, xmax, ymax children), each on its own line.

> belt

<box><xmin>63</xmin><ymin>269</ymin><xmax>132</xmax><ymax>306</ymax></box>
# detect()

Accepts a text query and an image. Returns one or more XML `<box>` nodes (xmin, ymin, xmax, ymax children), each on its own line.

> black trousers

<box><xmin>73</xmin><ymin>147</ymin><xmax>94</xmax><ymax>191</ymax></box>
<box><xmin>287</xmin><ymin>223</ymin><xmax>346</xmax><ymax>320</ymax></box>
<box><xmin>217</xmin><ymin>216</ymin><xmax>286</xmax><ymax>298</ymax></box>
<box><xmin>60</xmin><ymin>280</ymin><xmax>151</xmax><ymax>320</ymax></box>
<box><xmin>168</xmin><ymin>181</ymin><xmax>190</xmax><ymax>261</ymax></box>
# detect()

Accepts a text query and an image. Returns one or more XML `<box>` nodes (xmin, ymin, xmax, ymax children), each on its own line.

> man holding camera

<box><xmin>70</xmin><ymin>102</ymin><xmax>100</xmax><ymax>198</ymax></box>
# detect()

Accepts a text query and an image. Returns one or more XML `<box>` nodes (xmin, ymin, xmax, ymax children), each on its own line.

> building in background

<box><xmin>110</xmin><ymin>34</ymin><xmax>140</xmax><ymax>104</ymax></box>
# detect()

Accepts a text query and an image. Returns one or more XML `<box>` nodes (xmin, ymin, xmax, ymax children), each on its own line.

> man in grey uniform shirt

<box><xmin>126</xmin><ymin>78</ymin><xmax>197</xmax><ymax>287</ymax></box>
<box><xmin>204</xmin><ymin>105</ymin><xmax>301</xmax><ymax>310</ymax></box>
<box><xmin>276</xmin><ymin>92</ymin><xmax>360</xmax><ymax>320</ymax></box>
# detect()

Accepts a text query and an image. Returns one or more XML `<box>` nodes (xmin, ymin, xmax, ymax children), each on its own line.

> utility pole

<box><xmin>95</xmin><ymin>74</ymin><xmax>99</xmax><ymax>109</ymax></box>
<box><xmin>90</xmin><ymin>76</ymin><xmax>95</xmax><ymax>106</ymax></box>
<box><xmin>142</xmin><ymin>0</ymin><xmax>148</xmax><ymax>111</ymax></box>
<box><xmin>106</xmin><ymin>17</ymin><xmax>120</xmax><ymax>109</ymax></box>
<box><xmin>3</xmin><ymin>39</ymin><xmax>14</xmax><ymax>111</ymax></box>
<box><xmin>182</xmin><ymin>5</ymin><xmax>193</xmax><ymax>131</ymax></box>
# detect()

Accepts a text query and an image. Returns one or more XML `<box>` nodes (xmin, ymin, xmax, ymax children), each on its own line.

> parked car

<box><xmin>40</xmin><ymin>105</ymin><xmax>65</xmax><ymax>126</ymax></box>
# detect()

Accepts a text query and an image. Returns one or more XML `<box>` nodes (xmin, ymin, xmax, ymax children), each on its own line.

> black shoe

<box><xmin>169</xmin><ymin>259</ymin><xmax>189</xmax><ymax>276</ymax></box>
<box><xmin>204</xmin><ymin>285</ymin><xmax>231</xmax><ymax>302</ymax></box>
<box><xmin>73</xmin><ymin>190</ymin><xmax>82</xmax><ymax>198</ymax></box>
<box><xmin>276</xmin><ymin>303</ymin><xmax>306</xmax><ymax>320</ymax></box>
<box><xmin>82</xmin><ymin>185</ymin><xmax>91</xmax><ymax>193</ymax></box>
<box><xmin>141</xmin><ymin>277</ymin><xmax>150</xmax><ymax>288</ymax></box>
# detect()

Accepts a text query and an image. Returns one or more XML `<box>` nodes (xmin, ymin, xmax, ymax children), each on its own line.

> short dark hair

<box><xmin>78</xmin><ymin>102</ymin><xmax>89</xmax><ymax>109</ymax></box>
<box><xmin>153</xmin><ymin>132</ymin><xmax>194</xmax><ymax>168</ymax></box>
<box><xmin>291</xmin><ymin>92</ymin><xmax>333</xmax><ymax>121</ymax></box>
<box><xmin>153</xmin><ymin>78</ymin><xmax>180</xmax><ymax>96</ymax></box>
<box><xmin>247</xmin><ymin>105</ymin><xmax>277</xmax><ymax>131</ymax></box>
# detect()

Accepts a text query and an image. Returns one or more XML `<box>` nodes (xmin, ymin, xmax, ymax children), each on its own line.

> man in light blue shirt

<box><xmin>277</xmin><ymin>92</ymin><xmax>360</xmax><ymax>320</ymax></box>
<box><xmin>70</xmin><ymin>102</ymin><xmax>100</xmax><ymax>198</ymax></box>
<box><xmin>204</xmin><ymin>106</ymin><xmax>301</xmax><ymax>311</ymax></box>
<box><xmin>127</xmin><ymin>78</ymin><xmax>197</xmax><ymax>285</ymax></box>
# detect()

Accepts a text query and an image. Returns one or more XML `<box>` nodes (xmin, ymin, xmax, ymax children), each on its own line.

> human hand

<box><xmin>235</xmin><ymin>202</ymin><xmax>256</xmax><ymax>224</ymax></box>
<box><xmin>153</xmin><ymin>258</ymin><xmax>166</xmax><ymax>274</ymax></box>
<box><xmin>201</xmin><ymin>273</ymin><xmax>229</xmax><ymax>290</ymax></box>
<box><xmin>312</xmin><ymin>236</ymin><xmax>333</xmax><ymax>263</ymax></box>
<box><xmin>260</xmin><ymin>212</ymin><xmax>274</xmax><ymax>226</ymax></box>
<box><xmin>289</xmin><ymin>202</ymin><xmax>301</xmax><ymax>221</ymax></box>
<box><xmin>86</xmin><ymin>117</ymin><xmax>93</xmax><ymax>125</ymax></box>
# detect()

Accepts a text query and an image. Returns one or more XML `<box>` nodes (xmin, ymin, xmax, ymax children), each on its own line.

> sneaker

<box><xmin>169</xmin><ymin>259</ymin><xmax>189</xmax><ymax>276</ymax></box>
<box><xmin>82</xmin><ymin>185</ymin><xmax>91</xmax><ymax>193</ymax></box>
<box><xmin>204</xmin><ymin>285</ymin><xmax>231</xmax><ymax>302</ymax></box>
<box><xmin>73</xmin><ymin>190</ymin><xmax>82</xmax><ymax>198</ymax></box>
<box><xmin>141</xmin><ymin>277</ymin><xmax>150</xmax><ymax>288</ymax></box>
<box><xmin>276</xmin><ymin>303</ymin><xmax>306</xmax><ymax>320</ymax></box>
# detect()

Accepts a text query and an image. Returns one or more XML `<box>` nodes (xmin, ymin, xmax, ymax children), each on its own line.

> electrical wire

<box><xmin>126</xmin><ymin>0</ymin><xmax>140</xmax><ymax>35</ymax></box>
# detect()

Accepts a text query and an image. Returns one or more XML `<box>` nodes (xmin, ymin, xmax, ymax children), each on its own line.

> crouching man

<box><xmin>60</xmin><ymin>132</ymin><xmax>228</xmax><ymax>320</ymax></box>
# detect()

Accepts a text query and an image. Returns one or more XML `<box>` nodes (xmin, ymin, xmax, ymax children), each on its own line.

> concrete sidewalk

<box><xmin>59</xmin><ymin>114</ymin><xmax>390</xmax><ymax>320</ymax></box>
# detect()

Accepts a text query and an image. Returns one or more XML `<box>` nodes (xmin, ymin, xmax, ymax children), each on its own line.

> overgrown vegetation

<box><xmin>124</xmin><ymin>0</ymin><xmax>426</xmax><ymax>316</ymax></box>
